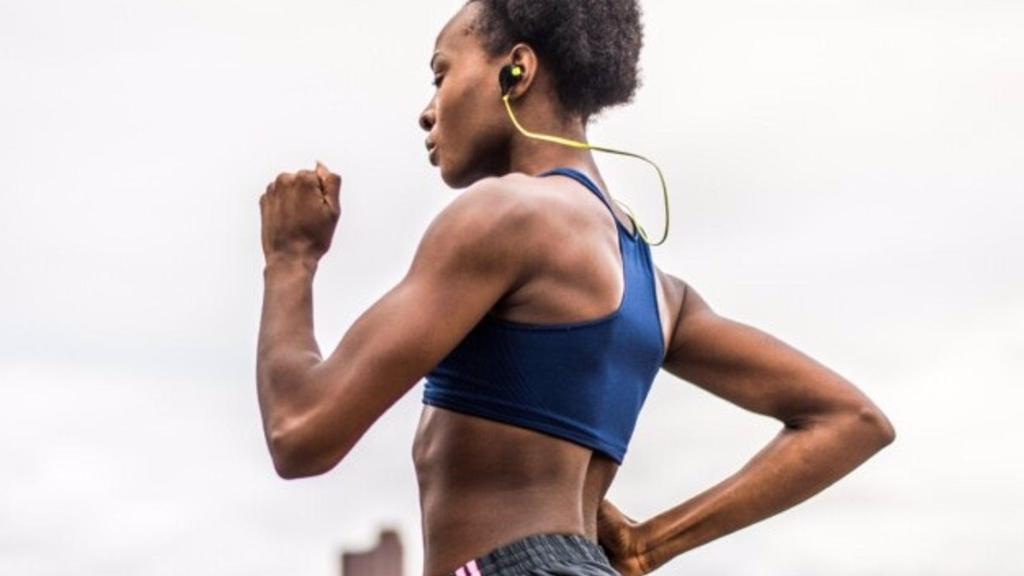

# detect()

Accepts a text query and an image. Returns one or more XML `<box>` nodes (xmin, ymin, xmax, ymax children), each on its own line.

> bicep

<box><xmin>661</xmin><ymin>275</ymin><xmax>875</xmax><ymax>426</ymax></box>
<box><xmin>288</xmin><ymin>182</ymin><xmax>530</xmax><ymax>471</ymax></box>
<box><xmin>308</xmin><ymin>262</ymin><xmax>506</xmax><ymax>452</ymax></box>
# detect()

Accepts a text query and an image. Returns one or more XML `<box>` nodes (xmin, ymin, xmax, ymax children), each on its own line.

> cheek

<box><xmin>435</xmin><ymin>90</ymin><xmax>477</xmax><ymax>156</ymax></box>
<box><xmin>434</xmin><ymin>74</ymin><xmax>504</xmax><ymax>180</ymax></box>
<box><xmin>437</xmin><ymin>84</ymin><xmax>474</xmax><ymax>136</ymax></box>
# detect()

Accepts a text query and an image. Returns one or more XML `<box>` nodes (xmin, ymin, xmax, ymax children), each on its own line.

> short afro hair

<box><xmin>467</xmin><ymin>0</ymin><xmax>644</xmax><ymax>124</ymax></box>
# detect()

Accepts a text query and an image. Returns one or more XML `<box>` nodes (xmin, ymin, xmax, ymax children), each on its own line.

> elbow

<box><xmin>269</xmin><ymin>448</ymin><xmax>318</xmax><ymax>481</ymax></box>
<box><xmin>857</xmin><ymin>404</ymin><xmax>896</xmax><ymax>448</ymax></box>
<box><xmin>267</xmin><ymin>421</ymin><xmax>336</xmax><ymax>480</ymax></box>
<box><xmin>791</xmin><ymin>401</ymin><xmax>896</xmax><ymax>450</ymax></box>
<box><xmin>829</xmin><ymin>403</ymin><xmax>895</xmax><ymax>451</ymax></box>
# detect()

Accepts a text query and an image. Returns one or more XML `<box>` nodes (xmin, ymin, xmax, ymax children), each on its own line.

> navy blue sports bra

<box><xmin>422</xmin><ymin>167</ymin><xmax>665</xmax><ymax>464</ymax></box>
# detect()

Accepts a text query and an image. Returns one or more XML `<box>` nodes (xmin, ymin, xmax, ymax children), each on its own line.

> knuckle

<box><xmin>296</xmin><ymin>170</ymin><xmax>319</xmax><ymax>187</ymax></box>
<box><xmin>274</xmin><ymin>172</ymin><xmax>294</xmax><ymax>187</ymax></box>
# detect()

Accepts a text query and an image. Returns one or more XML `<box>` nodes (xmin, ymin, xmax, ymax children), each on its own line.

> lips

<box><xmin>425</xmin><ymin>136</ymin><xmax>441</xmax><ymax>167</ymax></box>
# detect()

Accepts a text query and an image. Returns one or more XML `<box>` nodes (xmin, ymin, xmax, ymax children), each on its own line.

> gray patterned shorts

<box><xmin>447</xmin><ymin>532</ymin><xmax>621</xmax><ymax>576</ymax></box>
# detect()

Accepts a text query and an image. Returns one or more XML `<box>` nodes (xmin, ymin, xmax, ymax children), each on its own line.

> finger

<box><xmin>274</xmin><ymin>172</ymin><xmax>295</xmax><ymax>189</ymax></box>
<box><xmin>314</xmin><ymin>161</ymin><xmax>330</xmax><ymax>191</ymax></box>
<box><xmin>599</xmin><ymin>500</ymin><xmax>636</xmax><ymax>525</ymax></box>
<box><xmin>261</xmin><ymin>181</ymin><xmax>274</xmax><ymax>210</ymax></box>
<box><xmin>296</xmin><ymin>169</ymin><xmax>320</xmax><ymax>190</ymax></box>
<box><xmin>315</xmin><ymin>160</ymin><xmax>342</xmax><ymax>213</ymax></box>
<box><xmin>294</xmin><ymin>169</ymin><xmax>330</xmax><ymax>214</ymax></box>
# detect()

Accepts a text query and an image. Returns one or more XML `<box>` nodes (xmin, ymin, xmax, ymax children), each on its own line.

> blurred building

<box><xmin>340</xmin><ymin>527</ymin><xmax>403</xmax><ymax>576</ymax></box>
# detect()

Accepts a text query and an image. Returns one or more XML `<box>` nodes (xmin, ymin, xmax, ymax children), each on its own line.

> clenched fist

<box><xmin>259</xmin><ymin>161</ymin><xmax>342</xmax><ymax>263</ymax></box>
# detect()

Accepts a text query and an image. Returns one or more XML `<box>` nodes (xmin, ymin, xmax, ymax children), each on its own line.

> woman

<box><xmin>256</xmin><ymin>1</ymin><xmax>897</xmax><ymax>575</ymax></box>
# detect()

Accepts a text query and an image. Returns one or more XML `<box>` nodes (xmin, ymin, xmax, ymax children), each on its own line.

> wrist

<box><xmin>634</xmin><ymin>520</ymin><xmax>658</xmax><ymax>574</ymax></box>
<box><xmin>263</xmin><ymin>252</ymin><xmax>320</xmax><ymax>276</ymax></box>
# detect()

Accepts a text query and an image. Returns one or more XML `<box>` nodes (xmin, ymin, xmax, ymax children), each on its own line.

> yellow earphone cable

<box><xmin>501</xmin><ymin>93</ymin><xmax>670</xmax><ymax>246</ymax></box>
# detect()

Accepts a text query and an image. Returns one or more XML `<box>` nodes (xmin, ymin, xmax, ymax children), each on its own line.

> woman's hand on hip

<box><xmin>597</xmin><ymin>498</ymin><xmax>649</xmax><ymax>575</ymax></box>
<box><xmin>260</xmin><ymin>161</ymin><xmax>342</xmax><ymax>264</ymax></box>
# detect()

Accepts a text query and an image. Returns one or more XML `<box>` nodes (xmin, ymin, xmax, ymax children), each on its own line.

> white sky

<box><xmin>1</xmin><ymin>1</ymin><xmax>1022</xmax><ymax>575</ymax></box>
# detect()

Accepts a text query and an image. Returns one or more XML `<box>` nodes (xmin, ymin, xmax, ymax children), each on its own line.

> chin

<box><xmin>439</xmin><ymin>162</ymin><xmax>479</xmax><ymax>190</ymax></box>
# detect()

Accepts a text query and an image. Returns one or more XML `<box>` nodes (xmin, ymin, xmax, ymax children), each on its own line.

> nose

<box><xmin>419</xmin><ymin>103</ymin><xmax>435</xmax><ymax>132</ymax></box>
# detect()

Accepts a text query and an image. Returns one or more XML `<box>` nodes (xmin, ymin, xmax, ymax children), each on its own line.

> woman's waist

<box><xmin>413</xmin><ymin>406</ymin><xmax>594</xmax><ymax>485</ymax></box>
<box><xmin>420</xmin><ymin>490</ymin><xmax>594</xmax><ymax>576</ymax></box>
<box><xmin>419</xmin><ymin>475</ymin><xmax>585</xmax><ymax>514</ymax></box>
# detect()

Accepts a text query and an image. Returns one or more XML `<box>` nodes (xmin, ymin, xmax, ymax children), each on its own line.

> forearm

<box><xmin>637</xmin><ymin>411</ymin><xmax>893</xmax><ymax>573</ymax></box>
<box><xmin>256</xmin><ymin>254</ymin><xmax>324</xmax><ymax>439</ymax></box>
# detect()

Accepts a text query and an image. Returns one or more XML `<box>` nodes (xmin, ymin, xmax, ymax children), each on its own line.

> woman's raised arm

<box><xmin>256</xmin><ymin>173</ymin><xmax>539</xmax><ymax>479</ymax></box>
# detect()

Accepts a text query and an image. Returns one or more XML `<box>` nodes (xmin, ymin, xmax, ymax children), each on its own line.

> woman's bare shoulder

<box><xmin>653</xmin><ymin>266</ymin><xmax>690</xmax><ymax>333</ymax></box>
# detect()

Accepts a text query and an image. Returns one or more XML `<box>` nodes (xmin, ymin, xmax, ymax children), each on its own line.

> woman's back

<box><xmin>412</xmin><ymin>168</ymin><xmax>676</xmax><ymax>576</ymax></box>
<box><xmin>413</xmin><ymin>403</ymin><xmax>620</xmax><ymax>575</ymax></box>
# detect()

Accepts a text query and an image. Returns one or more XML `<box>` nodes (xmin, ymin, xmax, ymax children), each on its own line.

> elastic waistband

<box><xmin>449</xmin><ymin>532</ymin><xmax>615</xmax><ymax>576</ymax></box>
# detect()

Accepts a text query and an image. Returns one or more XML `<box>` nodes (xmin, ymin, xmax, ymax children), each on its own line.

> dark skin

<box><xmin>257</xmin><ymin>4</ymin><xmax>896</xmax><ymax>576</ymax></box>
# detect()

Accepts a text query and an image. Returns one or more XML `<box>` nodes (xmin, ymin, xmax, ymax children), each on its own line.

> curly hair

<box><xmin>466</xmin><ymin>0</ymin><xmax>645</xmax><ymax>124</ymax></box>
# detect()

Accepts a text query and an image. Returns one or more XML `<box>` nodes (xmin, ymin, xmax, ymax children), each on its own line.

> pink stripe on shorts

<box><xmin>445</xmin><ymin>532</ymin><xmax>618</xmax><ymax>576</ymax></box>
<box><xmin>455</xmin><ymin>558</ymin><xmax>482</xmax><ymax>576</ymax></box>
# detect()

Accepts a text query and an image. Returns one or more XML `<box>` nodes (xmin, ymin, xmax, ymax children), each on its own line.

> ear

<box><xmin>504</xmin><ymin>43</ymin><xmax>539</xmax><ymax>99</ymax></box>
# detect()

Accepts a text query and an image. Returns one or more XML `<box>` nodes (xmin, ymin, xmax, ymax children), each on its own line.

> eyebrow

<box><xmin>429</xmin><ymin>51</ymin><xmax>444</xmax><ymax>70</ymax></box>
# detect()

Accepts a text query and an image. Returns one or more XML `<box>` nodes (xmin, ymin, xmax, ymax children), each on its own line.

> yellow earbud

<box><xmin>499</xmin><ymin>69</ymin><xmax>670</xmax><ymax>246</ymax></box>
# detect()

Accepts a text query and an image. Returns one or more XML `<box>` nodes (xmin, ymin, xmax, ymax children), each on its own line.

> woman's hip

<box><xmin>447</xmin><ymin>532</ymin><xmax>620</xmax><ymax>576</ymax></box>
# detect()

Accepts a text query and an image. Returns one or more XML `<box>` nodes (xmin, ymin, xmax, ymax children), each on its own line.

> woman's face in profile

<box><xmin>420</xmin><ymin>3</ymin><xmax>509</xmax><ymax>188</ymax></box>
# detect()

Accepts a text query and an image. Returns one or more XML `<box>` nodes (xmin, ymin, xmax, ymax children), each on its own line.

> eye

<box><xmin>432</xmin><ymin>75</ymin><xmax>444</xmax><ymax>88</ymax></box>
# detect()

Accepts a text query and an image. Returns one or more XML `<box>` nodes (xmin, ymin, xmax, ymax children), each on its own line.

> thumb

<box><xmin>315</xmin><ymin>160</ymin><xmax>342</xmax><ymax>214</ymax></box>
<box><xmin>597</xmin><ymin>499</ymin><xmax>618</xmax><ymax>525</ymax></box>
<box><xmin>599</xmin><ymin>499</ymin><xmax>637</xmax><ymax>525</ymax></box>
